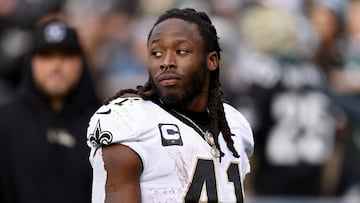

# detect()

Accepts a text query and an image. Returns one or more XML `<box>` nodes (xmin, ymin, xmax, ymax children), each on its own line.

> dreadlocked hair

<box><xmin>104</xmin><ymin>8</ymin><xmax>239</xmax><ymax>158</ymax></box>
<box><xmin>208</xmin><ymin>68</ymin><xmax>240</xmax><ymax>159</ymax></box>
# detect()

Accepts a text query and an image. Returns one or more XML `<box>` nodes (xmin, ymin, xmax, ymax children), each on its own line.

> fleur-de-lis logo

<box><xmin>89</xmin><ymin>120</ymin><xmax>113</xmax><ymax>147</ymax></box>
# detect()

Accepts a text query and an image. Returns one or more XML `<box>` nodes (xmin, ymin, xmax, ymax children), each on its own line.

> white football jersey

<box><xmin>87</xmin><ymin>97</ymin><xmax>254</xmax><ymax>203</ymax></box>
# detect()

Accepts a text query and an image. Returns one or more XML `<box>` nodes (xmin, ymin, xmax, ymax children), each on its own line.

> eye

<box><xmin>151</xmin><ymin>51</ymin><xmax>162</xmax><ymax>57</ymax></box>
<box><xmin>176</xmin><ymin>49</ymin><xmax>188</xmax><ymax>55</ymax></box>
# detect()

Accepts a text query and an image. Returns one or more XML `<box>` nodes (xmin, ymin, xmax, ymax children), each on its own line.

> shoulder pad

<box><xmin>87</xmin><ymin>97</ymin><xmax>147</xmax><ymax>148</ymax></box>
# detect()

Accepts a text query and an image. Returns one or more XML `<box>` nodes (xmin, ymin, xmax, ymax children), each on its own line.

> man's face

<box><xmin>31</xmin><ymin>51</ymin><xmax>83</xmax><ymax>99</ymax></box>
<box><xmin>147</xmin><ymin>18</ymin><xmax>209</xmax><ymax>107</ymax></box>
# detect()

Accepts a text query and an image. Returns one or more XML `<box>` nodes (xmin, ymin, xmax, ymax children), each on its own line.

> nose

<box><xmin>160</xmin><ymin>51</ymin><xmax>176</xmax><ymax>70</ymax></box>
<box><xmin>50</xmin><ymin>54</ymin><xmax>65</xmax><ymax>69</ymax></box>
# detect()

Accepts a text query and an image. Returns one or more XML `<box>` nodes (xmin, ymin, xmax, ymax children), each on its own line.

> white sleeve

<box><xmin>86</xmin><ymin>97</ymin><xmax>147</xmax><ymax>163</ymax></box>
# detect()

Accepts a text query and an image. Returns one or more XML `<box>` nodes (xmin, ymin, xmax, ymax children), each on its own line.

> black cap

<box><xmin>31</xmin><ymin>21</ymin><xmax>82</xmax><ymax>54</ymax></box>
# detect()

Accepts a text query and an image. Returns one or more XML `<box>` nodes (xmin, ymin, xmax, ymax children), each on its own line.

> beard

<box><xmin>151</xmin><ymin>59</ymin><xmax>207</xmax><ymax>107</ymax></box>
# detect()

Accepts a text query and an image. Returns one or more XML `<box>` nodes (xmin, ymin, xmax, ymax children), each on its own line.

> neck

<box><xmin>183</xmin><ymin>102</ymin><xmax>207</xmax><ymax>112</ymax></box>
<box><xmin>179</xmin><ymin>91</ymin><xmax>209</xmax><ymax>112</ymax></box>
<box><xmin>159</xmin><ymin>96</ymin><xmax>208</xmax><ymax>113</ymax></box>
<box><xmin>49</xmin><ymin>98</ymin><xmax>65</xmax><ymax>113</ymax></box>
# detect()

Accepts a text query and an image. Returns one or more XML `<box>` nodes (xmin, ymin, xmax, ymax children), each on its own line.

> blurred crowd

<box><xmin>1</xmin><ymin>0</ymin><xmax>360</xmax><ymax>202</ymax></box>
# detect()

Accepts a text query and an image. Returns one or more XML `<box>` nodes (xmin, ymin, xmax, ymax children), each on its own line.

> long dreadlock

<box><xmin>105</xmin><ymin>8</ymin><xmax>239</xmax><ymax>158</ymax></box>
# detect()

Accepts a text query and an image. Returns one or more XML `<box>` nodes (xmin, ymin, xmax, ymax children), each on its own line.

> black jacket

<box><xmin>0</xmin><ymin>52</ymin><xmax>100</xmax><ymax>203</ymax></box>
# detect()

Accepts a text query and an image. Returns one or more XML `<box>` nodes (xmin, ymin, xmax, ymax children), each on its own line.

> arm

<box><xmin>102</xmin><ymin>144</ymin><xmax>143</xmax><ymax>203</ymax></box>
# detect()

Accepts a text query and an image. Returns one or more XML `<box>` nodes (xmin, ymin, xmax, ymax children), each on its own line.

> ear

<box><xmin>207</xmin><ymin>51</ymin><xmax>219</xmax><ymax>71</ymax></box>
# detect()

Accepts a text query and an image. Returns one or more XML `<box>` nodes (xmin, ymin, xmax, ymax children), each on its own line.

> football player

<box><xmin>87</xmin><ymin>8</ymin><xmax>254</xmax><ymax>202</ymax></box>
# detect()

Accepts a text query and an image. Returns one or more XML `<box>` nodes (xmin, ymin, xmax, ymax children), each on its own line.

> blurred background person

<box><xmin>0</xmin><ymin>0</ymin><xmax>65</xmax><ymax>104</ymax></box>
<box><xmin>328</xmin><ymin>0</ymin><xmax>360</xmax><ymax>202</ymax></box>
<box><xmin>224</xmin><ymin>0</ymin><xmax>347</xmax><ymax>199</ymax></box>
<box><xmin>0</xmin><ymin>19</ymin><xmax>100</xmax><ymax>203</ymax></box>
<box><xmin>307</xmin><ymin>0</ymin><xmax>345</xmax><ymax>81</ymax></box>
<box><xmin>329</xmin><ymin>0</ymin><xmax>360</xmax><ymax>95</ymax></box>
